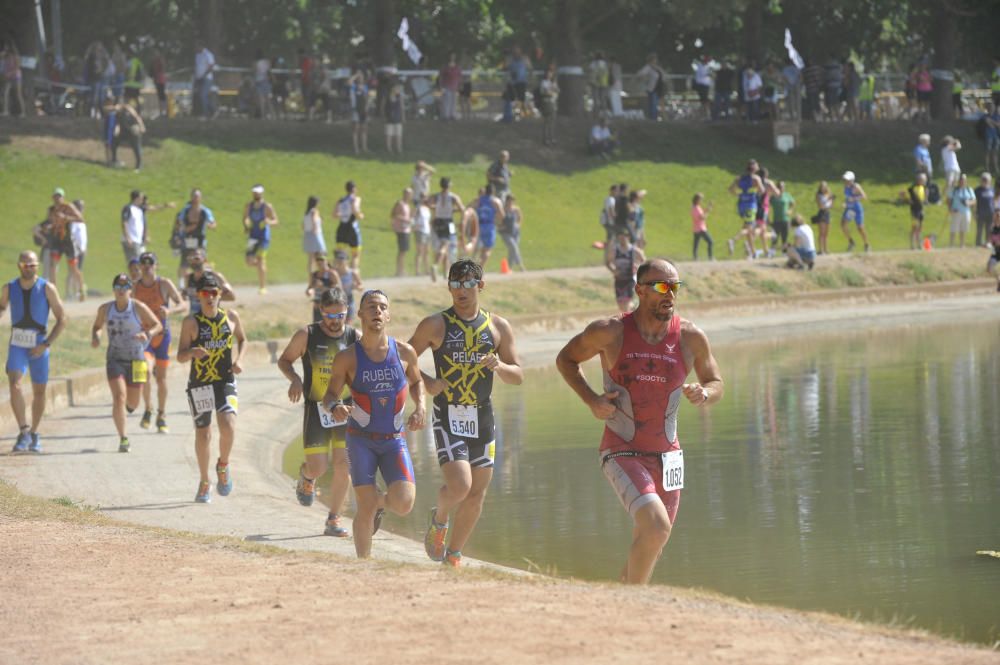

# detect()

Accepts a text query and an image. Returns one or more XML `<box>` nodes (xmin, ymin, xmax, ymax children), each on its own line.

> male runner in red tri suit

<box><xmin>557</xmin><ymin>258</ymin><xmax>724</xmax><ymax>584</ymax></box>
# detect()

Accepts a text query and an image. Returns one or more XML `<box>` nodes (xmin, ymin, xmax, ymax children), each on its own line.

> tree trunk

<box><xmin>743</xmin><ymin>0</ymin><xmax>764</xmax><ymax>66</ymax></box>
<box><xmin>552</xmin><ymin>0</ymin><xmax>585</xmax><ymax>117</ymax></box>
<box><xmin>199</xmin><ymin>0</ymin><xmax>225</xmax><ymax>58</ymax></box>
<box><xmin>929</xmin><ymin>4</ymin><xmax>957</xmax><ymax>121</ymax></box>
<box><xmin>372</xmin><ymin>0</ymin><xmax>396</xmax><ymax>118</ymax></box>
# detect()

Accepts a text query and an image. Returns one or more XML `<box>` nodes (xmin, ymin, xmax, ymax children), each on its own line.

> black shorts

<box><xmin>187</xmin><ymin>381</ymin><xmax>238</xmax><ymax>428</ymax></box>
<box><xmin>513</xmin><ymin>82</ymin><xmax>527</xmax><ymax>102</ymax></box>
<box><xmin>614</xmin><ymin>278</ymin><xmax>635</xmax><ymax>301</ymax></box>
<box><xmin>336</xmin><ymin>220</ymin><xmax>361</xmax><ymax>248</ymax></box>
<box><xmin>694</xmin><ymin>83</ymin><xmax>709</xmax><ymax>103</ymax></box>
<box><xmin>155</xmin><ymin>82</ymin><xmax>166</xmax><ymax>102</ymax></box>
<box><xmin>432</xmin><ymin>218</ymin><xmax>453</xmax><ymax>240</ymax></box>
<box><xmin>396</xmin><ymin>231</ymin><xmax>411</xmax><ymax>252</ymax></box>
<box><xmin>106</xmin><ymin>358</ymin><xmax>148</xmax><ymax>386</ymax></box>
<box><xmin>303</xmin><ymin>402</ymin><xmax>347</xmax><ymax>454</ymax></box>
<box><xmin>432</xmin><ymin>402</ymin><xmax>496</xmax><ymax>468</ymax></box>
<box><xmin>917</xmin><ymin>90</ymin><xmax>932</xmax><ymax>103</ymax></box>
<box><xmin>910</xmin><ymin>207</ymin><xmax>924</xmax><ymax>223</ymax></box>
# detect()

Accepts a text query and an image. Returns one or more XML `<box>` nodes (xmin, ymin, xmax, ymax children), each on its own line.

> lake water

<box><xmin>285</xmin><ymin>320</ymin><xmax>1000</xmax><ymax>644</ymax></box>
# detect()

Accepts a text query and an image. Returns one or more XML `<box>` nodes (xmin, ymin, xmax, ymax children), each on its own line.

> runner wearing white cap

<box><xmin>243</xmin><ymin>184</ymin><xmax>279</xmax><ymax>294</ymax></box>
<box><xmin>840</xmin><ymin>171</ymin><xmax>870</xmax><ymax>252</ymax></box>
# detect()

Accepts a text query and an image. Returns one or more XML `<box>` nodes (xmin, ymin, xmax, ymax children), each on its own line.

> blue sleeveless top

<box><xmin>349</xmin><ymin>337</ymin><xmax>409</xmax><ymax>435</ymax></box>
<box><xmin>248</xmin><ymin>203</ymin><xmax>270</xmax><ymax>241</ymax></box>
<box><xmin>737</xmin><ymin>174</ymin><xmax>758</xmax><ymax>215</ymax></box>
<box><xmin>845</xmin><ymin>184</ymin><xmax>863</xmax><ymax>212</ymax></box>
<box><xmin>476</xmin><ymin>195</ymin><xmax>496</xmax><ymax>227</ymax></box>
<box><xmin>8</xmin><ymin>277</ymin><xmax>49</xmax><ymax>336</ymax></box>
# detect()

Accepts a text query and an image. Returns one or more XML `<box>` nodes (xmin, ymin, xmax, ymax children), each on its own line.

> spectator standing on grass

<box><xmin>122</xmin><ymin>190</ymin><xmax>148</xmax><ymax>264</ymax></box>
<box><xmin>630</xmin><ymin>189</ymin><xmax>647</xmax><ymax>249</ymax></box>
<box><xmin>413</xmin><ymin>195</ymin><xmax>433</xmax><ymax>279</ymax></box>
<box><xmin>350</xmin><ymin>71</ymin><xmax>370</xmax><ymax>154</ymax></box>
<box><xmin>636</xmin><ymin>53</ymin><xmax>664</xmax><ymax>121</ymax></box>
<box><xmin>302</xmin><ymin>196</ymin><xmax>326</xmax><ymax>281</ymax></box>
<box><xmin>150</xmin><ymin>48</ymin><xmax>168</xmax><ymax>119</ymax></box>
<box><xmin>500</xmin><ymin>195</ymin><xmax>525</xmax><ymax>271</ymax></box>
<box><xmin>948</xmin><ymin>174</ymin><xmax>975</xmax><ymax>248</ymax></box>
<box><xmin>194</xmin><ymin>41</ymin><xmax>216</xmax><ymax>118</ymax></box>
<box><xmin>941</xmin><ymin>136</ymin><xmax>962</xmax><ymax>198</ymax></box>
<box><xmin>691</xmin><ymin>193</ymin><xmax>714</xmax><ymax>260</ymax></box>
<box><xmin>487</xmin><ymin>150</ymin><xmax>513</xmax><ymax>201</ymax></box>
<box><xmin>0</xmin><ymin>42</ymin><xmax>24</xmax><ymax>117</ymax></box>
<box><xmin>391</xmin><ymin>188</ymin><xmax>413</xmax><ymax>277</ymax></box>
<box><xmin>713</xmin><ymin>61</ymin><xmax>735</xmax><ymax>121</ymax></box>
<box><xmin>974</xmin><ymin>173</ymin><xmax>994</xmax><ymax>247</ymax></box>
<box><xmin>609</xmin><ymin>56</ymin><xmax>624</xmax><ymax>117</ymax></box>
<box><xmin>68</xmin><ymin>200</ymin><xmax>88</xmax><ymax>302</ymax></box>
<box><xmin>770</xmin><ymin>182</ymin><xmax>795</xmax><ymax>250</ymax></box>
<box><xmin>983</xmin><ymin>103</ymin><xmax>1000</xmax><ymax>175</ymax></box>
<box><xmin>589</xmin><ymin>116</ymin><xmax>618</xmax><ymax>159</ymax></box>
<box><xmin>412</xmin><ymin>161</ymin><xmax>435</xmax><ymax>202</ymax></box>
<box><xmin>802</xmin><ymin>58</ymin><xmax>823</xmax><ymax>121</ymax></box>
<box><xmin>823</xmin><ymin>57</ymin><xmax>843</xmax><ymax>121</ymax></box>
<box><xmin>539</xmin><ymin>64</ymin><xmax>559</xmax><ymax>146</ymax></box>
<box><xmin>914</xmin><ymin>133</ymin><xmax>933</xmax><ymax>177</ymax></box>
<box><xmin>907</xmin><ymin>173</ymin><xmax>927</xmax><ymax>250</ymax></box>
<box><xmin>813</xmin><ymin>181</ymin><xmax>834</xmax><ymax>255</ymax></box>
<box><xmin>114</xmin><ymin>100</ymin><xmax>146</xmax><ymax>172</ymax></box>
<box><xmin>254</xmin><ymin>49</ymin><xmax>273</xmax><ymax>119</ymax></box>
<box><xmin>439</xmin><ymin>53</ymin><xmax>461</xmax><ymax>121</ymax></box>
<box><xmin>786</xmin><ymin>215</ymin><xmax>816</xmax><ymax>270</ymax></box>
<box><xmin>384</xmin><ymin>83</ymin><xmax>405</xmax><ymax>154</ymax></box>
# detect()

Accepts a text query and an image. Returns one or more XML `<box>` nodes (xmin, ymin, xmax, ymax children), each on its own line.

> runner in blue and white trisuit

<box><xmin>474</xmin><ymin>184</ymin><xmax>504</xmax><ymax>269</ymax></box>
<box><xmin>726</xmin><ymin>159</ymin><xmax>765</xmax><ymax>258</ymax></box>
<box><xmin>840</xmin><ymin>171</ymin><xmax>870</xmax><ymax>253</ymax></box>
<box><xmin>242</xmin><ymin>184</ymin><xmax>279</xmax><ymax>294</ymax></box>
<box><xmin>322</xmin><ymin>289</ymin><xmax>426</xmax><ymax>558</ymax></box>
<box><xmin>1</xmin><ymin>251</ymin><xmax>68</xmax><ymax>453</ymax></box>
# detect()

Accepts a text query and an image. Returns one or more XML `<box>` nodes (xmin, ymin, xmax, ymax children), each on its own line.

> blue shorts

<box><xmin>145</xmin><ymin>327</ymin><xmax>172</xmax><ymax>364</ymax></box>
<box><xmin>346</xmin><ymin>432</ymin><xmax>415</xmax><ymax>487</ymax></box>
<box><xmin>798</xmin><ymin>248</ymin><xmax>816</xmax><ymax>263</ymax></box>
<box><xmin>479</xmin><ymin>224</ymin><xmax>497</xmax><ymax>249</ymax></box>
<box><xmin>988</xmin><ymin>134</ymin><xmax>1000</xmax><ymax>151</ymax></box>
<box><xmin>843</xmin><ymin>207</ymin><xmax>864</xmax><ymax>226</ymax></box>
<box><xmin>6</xmin><ymin>345</ymin><xmax>50</xmax><ymax>384</ymax></box>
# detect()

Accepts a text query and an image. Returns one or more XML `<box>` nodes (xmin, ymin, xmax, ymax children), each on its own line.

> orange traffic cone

<box><xmin>922</xmin><ymin>236</ymin><xmax>932</xmax><ymax>251</ymax></box>
<box><xmin>500</xmin><ymin>258</ymin><xmax>511</xmax><ymax>274</ymax></box>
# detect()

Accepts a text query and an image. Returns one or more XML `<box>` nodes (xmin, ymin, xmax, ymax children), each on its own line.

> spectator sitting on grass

<box><xmin>589</xmin><ymin>116</ymin><xmax>618</xmax><ymax>159</ymax></box>
<box><xmin>786</xmin><ymin>215</ymin><xmax>816</xmax><ymax>270</ymax></box>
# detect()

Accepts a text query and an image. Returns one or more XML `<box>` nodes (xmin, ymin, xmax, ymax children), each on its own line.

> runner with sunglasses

<box><xmin>277</xmin><ymin>287</ymin><xmax>359</xmax><ymax>537</ymax></box>
<box><xmin>1</xmin><ymin>250</ymin><xmax>67</xmax><ymax>453</ymax></box>
<box><xmin>91</xmin><ymin>273</ymin><xmax>163</xmax><ymax>453</ymax></box>
<box><xmin>556</xmin><ymin>258</ymin><xmax>724</xmax><ymax>584</ymax></box>
<box><xmin>408</xmin><ymin>259</ymin><xmax>523</xmax><ymax>567</ymax></box>
<box><xmin>177</xmin><ymin>272</ymin><xmax>247</xmax><ymax>503</ymax></box>
<box><xmin>133</xmin><ymin>252</ymin><xmax>184</xmax><ymax>434</ymax></box>
<box><xmin>322</xmin><ymin>289</ymin><xmax>426</xmax><ymax>558</ymax></box>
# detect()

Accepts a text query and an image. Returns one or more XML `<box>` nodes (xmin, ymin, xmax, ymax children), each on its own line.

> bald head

<box><xmin>636</xmin><ymin>258</ymin><xmax>678</xmax><ymax>284</ymax></box>
<box><xmin>19</xmin><ymin>250</ymin><xmax>39</xmax><ymax>265</ymax></box>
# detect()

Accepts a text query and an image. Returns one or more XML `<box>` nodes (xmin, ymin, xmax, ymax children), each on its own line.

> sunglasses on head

<box><xmin>322</xmin><ymin>312</ymin><xmax>347</xmax><ymax>320</ymax></box>
<box><xmin>448</xmin><ymin>279</ymin><xmax>480</xmax><ymax>289</ymax></box>
<box><xmin>641</xmin><ymin>280</ymin><xmax>683</xmax><ymax>295</ymax></box>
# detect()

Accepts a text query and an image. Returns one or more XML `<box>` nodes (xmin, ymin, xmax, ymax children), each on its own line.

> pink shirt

<box><xmin>691</xmin><ymin>205</ymin><xmax>708</xmax><ymax>233</ymax></box>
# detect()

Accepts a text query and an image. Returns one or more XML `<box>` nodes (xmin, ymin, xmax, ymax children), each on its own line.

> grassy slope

<box><xmin>0</xmin><ymin>116</ymin><xmax>987</xmax><ymax>294</ymax></box>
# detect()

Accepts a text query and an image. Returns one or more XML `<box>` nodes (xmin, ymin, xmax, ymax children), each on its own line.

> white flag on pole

<box><xmin>397</xmin><ymin>18</ymin><xmax>423</xmax><ymax>65</ymax></box>
<box><xmin>784</xmin><ymin>29</ymin><xmax>804</xmax><ymax>70</ymax></box>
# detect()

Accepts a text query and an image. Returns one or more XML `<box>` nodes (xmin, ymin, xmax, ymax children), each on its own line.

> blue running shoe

<box><xmin>216</xmin><ymin>461</ymin><xmax>233</xmax><ymax>496</ymax></box>
<box><xmin>295</xmin><ymin>465</ymin><xmax>315</xmax><ymax>507</ymax></box>
<box><xmin>12</xmin><ymin>430</ymin><xmax>29</xmax><ymax>453</ymax></box>
<box><xmin>324</xmin><ymin>513</ymin><xmax>349</xmax><ymax>537</ymax></box>
<box><xmin>28</xmin><ymin>433</ymin><xmax>41</xmax><ymax>454</ymax></box>
<box><xmin>195</xmin><ymin>480</ymin><xmax>212</xmax><ymax>503</ymax></box>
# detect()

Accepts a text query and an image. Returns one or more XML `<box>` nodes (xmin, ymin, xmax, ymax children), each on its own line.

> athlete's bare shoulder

<box><xmin>585</xmin><ymin>315</ymin><xmax>624</xmax><ymax>340</ymax></box>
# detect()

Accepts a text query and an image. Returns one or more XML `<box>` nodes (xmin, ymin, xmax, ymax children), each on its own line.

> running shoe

<box><xmin>864</xmin><ymin>244</ymin><xmax>871</xmax><ymax>253</ymax></box>
<box><xmin>118</xmin><ymin>437</ymin><xmax>130</xmax><ymax>453</ymax></box>
<box><xmin>28</xmin><ymin>433</ymin><xmax>41</xmax><ymax>454</ymax></box>
<box><xmin>216</xmin><ymin>461</ymin><xmax>233</xmax><ymax>496</ymax></box>
<box><xmin>443</xmin><ymin>549</ymin><xmax>463</xmax><ymax>568</ymax></box>
<box><xmin>847</xmin><ymin>239</ymin><xmax>856</xmax><ymax>252</ymax></box>
<box><xmin>295</xmin><ymin>466</ymin><xmax>315</xmax><ymax>507</ymax></box>
<box><xmin>195</xmin><ymin>480</ymin><xmax>212</xmax><ymax>503</ymax></box>
<box><xmin>139</xmin><ymin>410</ymin><xmax>152</xmax><ymax>429</ymax></box>
<box><xmin>258</xmin><ymin>287</ymin><xmax>268</xmax><ymax>295</ymax></box>
<box><xmin>11</xmin><ymin>430</ymin><xmax>29</xmax><ymax>453</ymax></box>
<box><xmin>373</xmin><ymin>508</ymin><xmax>385</xmax><ymax>535</ymax></box>
<box><xmin>727</xmin><ymin>238</ymin><xmax>735</xmax><ymax>256</ymax></box>
<box><xmin>324</xmin><ymin>513</ymin><xmax>349</xmax><ymax>538</ymax></box>
<box><xmin>156</xmin><ymin>415</ymin><xmax>169</xmax><ymax>434</ymax></box>
<box><xmin>424</xmin><ymin>507</ymin><xmax>449</xmax><ymax>562</ymax></box>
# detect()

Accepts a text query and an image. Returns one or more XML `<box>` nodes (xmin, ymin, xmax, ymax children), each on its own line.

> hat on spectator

<box><xmin>251</xmin><ymin>184</ymin><xmax>264</xmax><ymax>194</ymax></box>
<box><xmin>53</xmin><ymin>187</ymin><xmax>65</xmax><ymax>197</ymax></box>
<box><xmin>842</xmin><ymin>171</ymin><xmax>855</xmax><ymax>181</ymax></box>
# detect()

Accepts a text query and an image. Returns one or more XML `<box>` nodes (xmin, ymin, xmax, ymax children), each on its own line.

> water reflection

<box><xmin>284</xmin><ymin>321</ymin><xmax>1000</xmax><ymax>644</ymax></box>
